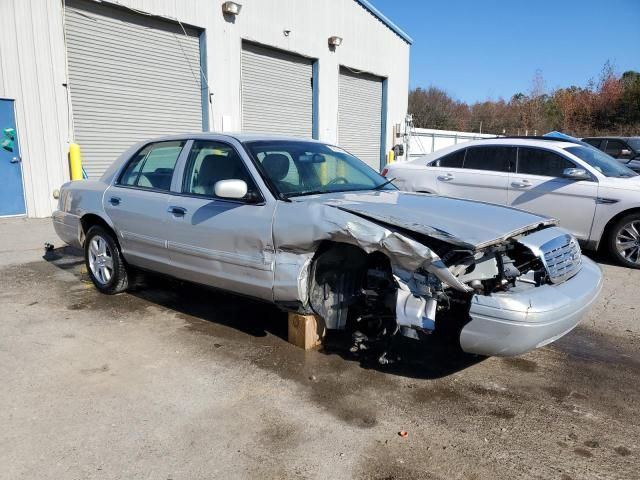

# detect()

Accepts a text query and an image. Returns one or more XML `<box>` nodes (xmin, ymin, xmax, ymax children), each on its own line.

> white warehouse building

<box><xmin>0</xmin><ymin>0</ymin><xmax>411</xmax><ymax>218</ymax></box>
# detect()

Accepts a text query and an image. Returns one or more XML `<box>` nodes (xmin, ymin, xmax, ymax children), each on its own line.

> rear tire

<box><xmin>84</xmin><ymin>225</ymin><xmax>130</xmax><ymax>294</ymax></box>
<box><xmin>607</xmin><ymin>213</ymin><xmax>640</xmax><ymax>269</ymax></box>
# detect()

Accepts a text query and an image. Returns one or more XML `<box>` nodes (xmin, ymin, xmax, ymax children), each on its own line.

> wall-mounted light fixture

<box><xmin>328</xmin><ymin>36</ymin><xmax>343</xmax><ymax>47</ymax></box>
<box><xmin>222</xmin><ymin>1</ymin><xmax>242</xmax><ymax>15</ymax></box>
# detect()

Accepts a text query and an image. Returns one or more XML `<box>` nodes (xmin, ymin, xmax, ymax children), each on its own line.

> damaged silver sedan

<box><xmin>53</xmin><ymin>134</ymin><xmax>603</xmax><ymax>357</ymax></box>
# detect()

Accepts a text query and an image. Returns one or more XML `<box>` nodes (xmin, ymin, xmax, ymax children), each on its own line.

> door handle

<box><xmin>109</xmin><ymin>197</ymin><xmax>121</xmax><ymax>206</ymax></box>
<box><xmin>168</xmin><ymin>206</ymin><xmax>187</xmax><ymax>216</ymax></box>
<box><xmin>438</xmin><ymin>173</ymin><xmax>455</xmax><ymax>181</ymax></box>
<box><xmin>10</xmin><ymin>156</ymin><xmax>21</xmax><ymax>163</ymax></box>
<box><xmin>511</xmin><ymin>180</ymin><xmax>532</xmax><ymax>188</ymax></box>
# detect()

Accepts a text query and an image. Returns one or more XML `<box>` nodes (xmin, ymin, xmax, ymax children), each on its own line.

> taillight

<box><xmin>381</xmin><ymin>167</ymin><xmax>389</xmax><ymax>177</ymax></box>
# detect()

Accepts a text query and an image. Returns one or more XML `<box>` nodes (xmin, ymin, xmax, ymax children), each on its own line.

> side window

<box><xmin>605</xmin><ymin>140</ymin><xmax>626</xmax><ymax>157</ymax></box>
<box><xmin>118</xmin><ymin>141</ymin><xmax>185</xmax><ymax>191</ymax></box>
<box><xmin>583</xmin><ymin>139</ymin><xmax>602</xmax><ymax>149</ymax></box>
<box><xmin>182</xmin><ymin>140</ymin><xmax>258</xmax><ymax>199</ymax></box>
<box><xmin>433</xmin><ymin>149</ymin><xmax>465</xmax><ymax>168</ymax></box>
<box><xmin>463</xmin><ymin>146</ymin><xmax>514</xmax><ymax>172</ymax></box>
<box><xmin>517</xmin><ymin>148</ymin><xmax>574</xmax><ymax>177</ymax></box>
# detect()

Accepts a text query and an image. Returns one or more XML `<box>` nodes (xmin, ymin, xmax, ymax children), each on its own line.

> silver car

<box><xmin>53</xmin><ymin>133</ymin><xmax>602</xmax><ymax>357</ymax></box>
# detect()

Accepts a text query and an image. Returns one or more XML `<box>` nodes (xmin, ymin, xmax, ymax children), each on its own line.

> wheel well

<box><xmin>309</xmin><ymin>241</ymin><xmax>393</xmax><ymax>329</ymax></box>
<box><xmin>80</xmin><ymin>214</ymin><xmax>118</xmax><ymax>247</ymax></box>
<box><xmin>601</xmin><ymin>208</ymin><xmax>640</xmax><ymax>250</ymax></box>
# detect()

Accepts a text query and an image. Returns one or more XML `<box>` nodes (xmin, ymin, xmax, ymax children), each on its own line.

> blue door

<box><xmin>0</xmin><ymin>99</ymin><xmax>26</xmax><ymax>216</ymax></box>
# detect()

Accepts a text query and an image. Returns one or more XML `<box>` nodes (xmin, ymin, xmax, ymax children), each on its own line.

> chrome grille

<box><xmin>541</xmin><ymin>236</ymin><xmax>582</xmax><ymax>284</ymax></box>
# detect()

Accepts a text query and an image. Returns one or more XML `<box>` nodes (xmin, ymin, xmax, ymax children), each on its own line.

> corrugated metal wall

<box><xmin>0</xmin><ymin>0</ymin><xmax>410</xmax><ymax>217</ymax></box>
<box><xmin>241</xmin><ymin>42</ymin><xmax>313</xmax><ymax>138</ymax></box>
<box><xmin>0</xmin><ymin>0</ymin><xmax>70</xmax><ymax>217</ymax></box>
<box><xmin>64</xmin><ymin>0</ymin><xmax>203</xmax><ymax>178</ymax></box>
<box><xmin>338</xmin><ymin>67</ymin><xmax>383</xmax><ymax>169</ymax></box>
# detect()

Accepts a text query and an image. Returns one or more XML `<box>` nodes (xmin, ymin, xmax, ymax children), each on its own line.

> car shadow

<box><xmin>582</xmin><ymin>249</ymin><xmax>618</xmax><ymax>268</ymax></box>
<box><xmin>43</xmin><ymin>246</ymin><xmax>484</xmax><ymax>379</ymax></box>
<box><xmin>320</xmin><ymin>331</ymin><xmax>485</xmax><ymax>380</ymax></box>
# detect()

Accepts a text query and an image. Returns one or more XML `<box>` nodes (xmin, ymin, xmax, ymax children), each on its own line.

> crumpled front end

<box><xmin>460</xmin><ymin>228</ymin><xmax>603</xmax><ymax>356</ymax></box>
<box><xmin>271</xmin><ymin>201</ymin><xmax>467</xmax><ymax>312</ymax></box>
<box><xmin>272</xmin><ymin>199</ymin><xmax>601</xmax><ymax>357</ymax></box>
<box><xmin>392</xmin><ymin>226</ymin><xmax>602</xmax><ymax>356</ymax></box>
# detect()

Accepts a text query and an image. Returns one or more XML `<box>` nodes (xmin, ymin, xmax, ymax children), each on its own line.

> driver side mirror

<box><xmin>620</xmin><ymin>148</ymin><xmax>633</xmax><ymax>158</ymax></box>
<box><xmin>562</xmin><ymin>168</ymin><xmax>591</xmax><ymax>181</ymax></box>
<box><xmin>214</xmin><ymin>179</ymin><xmax>248</xmax><ymax>199</ymax></box>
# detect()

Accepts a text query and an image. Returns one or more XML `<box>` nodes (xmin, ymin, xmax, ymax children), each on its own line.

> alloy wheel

<box><xmin>88</xmin><ymin>235</ymin><xmax>114</xmax><ymax>285</ymax></box>
<box><xmin>615</xmin><ymin>220</ymin><xmax>640</xmax><ymax>265</ymax></box>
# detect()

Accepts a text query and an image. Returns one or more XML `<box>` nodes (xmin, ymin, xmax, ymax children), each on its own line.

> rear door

<box><xmin>437</xmin><ymin>146</ymin><xmax>514</xmax><ymax>205</ymax></box>
<box><xmin>104</xmin><ymin>140</ymin><xmax>186</xmax><ymax>272</ymax></box>
<box><xmin>423</xmin><ymin>148</ymin><xmax>466</xmax><ymax>196</ymax></box>
<box><xmin>507</xmin><ymin>147</ymin><xmax>598</xmax><ymax>241</ymax></box>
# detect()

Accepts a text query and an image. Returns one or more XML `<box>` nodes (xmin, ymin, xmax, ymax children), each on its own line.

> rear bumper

<box><xmin>460</xmin><ymin>257</ymin><xmax>603</xmax><ymax>356</ymax></box>
<box><xmin>52</xmin><ymin>210</ymin><xmax>82</xmax><ymax>249</ymax></box>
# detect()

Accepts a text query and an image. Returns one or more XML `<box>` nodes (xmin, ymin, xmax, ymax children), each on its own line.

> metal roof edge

<box><xmin>354</xmin><ymin>0</ymin><xmax>413</xmax><ymax>45</ymax></box>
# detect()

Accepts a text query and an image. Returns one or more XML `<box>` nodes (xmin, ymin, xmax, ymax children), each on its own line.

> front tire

<box><xmin>607</xmin><ymin>213</ymin><xmax>640</xmax><ymax>269</ymax></box>
<box><xmin>84</xmin><ymin>225</ymin><xmax>130</xmax><ymax>294</ymax></box>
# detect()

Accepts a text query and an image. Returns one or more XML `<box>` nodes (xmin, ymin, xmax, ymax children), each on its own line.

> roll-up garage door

<box><xmin>241</xmin><ymin>42</ymin><xmax>313</xmax><ymax>138</ymax></box>
<box><xmin>338</xmin><ymin>67</ymin><xmax>384</xmax><ymax>169</ymax></box>
<box><xmin>64</xmin><ymin>0</ymin><xmax>203</xmax><ymax>178</ymax></box>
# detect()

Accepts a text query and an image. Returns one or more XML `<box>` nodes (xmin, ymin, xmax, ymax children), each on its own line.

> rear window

<box><xmin>432</xmin><ymin>149</ymin><xmax>465</xmax><ymax>168</ymax></box>
<box><xmin>119</xmin><ymin>141</ymin><xmax>185</xmax><ymax>191</ymax></box>
<box><xmin>463</xmin><ymin>146</ymin><xmax>514</xmax><ymax>172</ymax></box>
<box><xmin>582</xmin><ymin>138</ymin><xmax>602</xmax><ymax>149</ymax></box>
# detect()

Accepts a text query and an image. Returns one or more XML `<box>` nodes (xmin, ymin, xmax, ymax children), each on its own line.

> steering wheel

<box><xmin>327</xmin><ymin>176</ymin><xmax>349</xmax><ymax>186</ymax></box>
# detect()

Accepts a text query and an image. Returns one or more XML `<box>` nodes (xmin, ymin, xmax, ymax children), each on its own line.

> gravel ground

<box><xmin>0</xmin><ymin>218</ymin><xmax>638</xmax><ymax>480</ymax></box>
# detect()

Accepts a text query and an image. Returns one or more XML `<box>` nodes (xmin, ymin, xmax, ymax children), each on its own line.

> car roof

<box><xmin>408</xmin><ymin>137</ymin><xmax>579</xmax><ymax>164</ymax></box>
<box><xmin>139</xmin><ymin>132</ymin><xmax>324</xmax><ymax>144</ymax></box>
<box><xmin>582</xmin><ymin>136</ymin><xmax>639</xmax><ymax>140</ymax></box>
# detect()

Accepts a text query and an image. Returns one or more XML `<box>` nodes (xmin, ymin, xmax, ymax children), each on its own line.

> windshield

<box><xmin>565</xmin><ymin>146</ymin><xmax>638</xmax><ymax>178</ymax></box>
<box><xmin>244</xmin><ymin>140</ymin><xmax>396</xmax><ymax>197</ymax></box>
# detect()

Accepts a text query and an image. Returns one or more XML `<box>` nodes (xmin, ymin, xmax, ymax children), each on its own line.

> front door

<box><xmin>0</xmin><ymin>99</ymin><xmax>26</xmax><ymax>216</ymax></box>
<box><xmin>166</xmin><ymin>139</ymin><xmax>276</xmax><ymax>301</ymax></box>
<box><xmin>508</xmin><ymin>147</ymin><xmax>598</xmax><ymax>241</ymax></box>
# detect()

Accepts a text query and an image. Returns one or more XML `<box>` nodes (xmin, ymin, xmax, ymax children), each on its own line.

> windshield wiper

<box><xmin>373</xmin><ymin>177</ymin><xmax>396</xmax><ymax>190</ymax></box>
<box><xmin>286</xmin><ymin>190</ymin><xmax>328</xmax><ymax>198</ymax></box>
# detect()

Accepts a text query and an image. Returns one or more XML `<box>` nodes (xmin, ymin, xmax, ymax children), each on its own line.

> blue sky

<box><xmin>371</xmin><ymin>0</ymin><xmax>640</xmax><ymax>103</ymax></box>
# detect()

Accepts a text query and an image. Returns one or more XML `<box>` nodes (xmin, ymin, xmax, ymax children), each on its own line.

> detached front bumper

<box><xmin>460</xmin><ymin>257</ymin><xmax>603</xmax><ymax>356</ymax></box>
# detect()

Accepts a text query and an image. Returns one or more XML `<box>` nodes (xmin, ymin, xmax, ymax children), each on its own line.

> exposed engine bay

<box><xmin>308</xmin><ymin>229</ymin><xmax>562</xmax><ymax>364</ymax></box>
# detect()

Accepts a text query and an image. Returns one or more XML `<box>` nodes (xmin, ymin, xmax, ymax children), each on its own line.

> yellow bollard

<box><xmin>387</xmin><ymin>149</ymin><xmax>395</xmax><ymax>164</ymax></box>
<box><xmin>319</xmin><ymin>161</ymin><xmax>328</xmax><ymax>185</ymax></box>
<box><xmin>69</xmin><ymin>143</ymin><xmax>83</xmax><ymax>180</ymax></box>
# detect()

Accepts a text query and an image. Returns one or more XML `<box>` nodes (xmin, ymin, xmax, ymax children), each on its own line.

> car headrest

<box><xmin>262</xmin><ymin>153</ymin><xmax>290</xmax><ymax>182</ymax></box>
<box><xmin>196</xmin><ymin>154</ymin><xmax>238</xmax><ymax>188</ymax></box>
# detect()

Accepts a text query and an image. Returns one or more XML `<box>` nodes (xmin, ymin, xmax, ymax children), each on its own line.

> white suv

<box><xmin>384</xmin><ymin>138</ymin><xmax>640</xmax><ymax>268</ymax></box>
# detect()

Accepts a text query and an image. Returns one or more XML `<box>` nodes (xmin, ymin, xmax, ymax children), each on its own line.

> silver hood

<box><xmin>297</xmin><ymin>190</ymin><xmax>557</xmax><ymax>250</ymax></box>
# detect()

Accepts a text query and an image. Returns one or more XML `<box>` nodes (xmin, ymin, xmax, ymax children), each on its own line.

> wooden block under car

<box><xmin>287</xmin><ymin>312</ymin><xmax>326</xmax><ymax>350</ymax></box>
